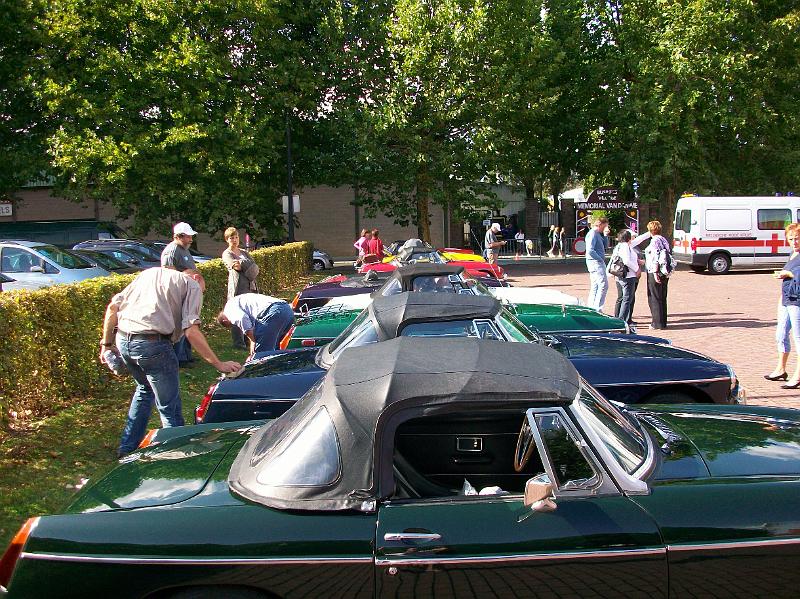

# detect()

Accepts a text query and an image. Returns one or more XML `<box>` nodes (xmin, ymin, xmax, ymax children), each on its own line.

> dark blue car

<box><xmin>195</xmin><ymin>293</ymin><xmax>744</xmax><ymax>424</ymax></box>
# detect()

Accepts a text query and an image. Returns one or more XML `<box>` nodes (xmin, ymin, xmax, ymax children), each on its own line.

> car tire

<box><xmin>166</xmin><ymin>586</ymin><xmax>273</xmax><ymax>599</ymax></box>
<box><xmin>708</xmin><ymin>252</ymin><xmax>731</xmax><ymax>275</ymax></box>
<box><xmin>690</xmin><ymin>265</ymin><xmax>705</xmax><ymax>273</ymax></box>
<box><xmin>312</xmin><ymin>259</ymin><xmax>326</xmax><ymax>271</ymax></box>
<box><xmin>645</xmin><ymin>391</ymin><xmax>697</xmax><ymax>404</ymax></box>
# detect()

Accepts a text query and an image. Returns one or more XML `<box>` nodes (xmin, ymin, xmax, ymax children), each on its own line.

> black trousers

<box><xmin>646</xmin><ymin>273</ymin><xmax>669</xmax><ymax>329</ymax></box>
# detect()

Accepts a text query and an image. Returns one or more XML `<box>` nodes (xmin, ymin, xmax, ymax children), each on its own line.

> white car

<box><xmin>0</xmin><ymin>240</ymin><xmax>109</xmax><ymax>291</ymax></box>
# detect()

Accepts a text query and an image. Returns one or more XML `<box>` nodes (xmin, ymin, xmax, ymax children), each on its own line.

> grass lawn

<box><xmin>0</xmin><ymin>273</ymin><xmax>328</xmax><ymax>548</ymax></box>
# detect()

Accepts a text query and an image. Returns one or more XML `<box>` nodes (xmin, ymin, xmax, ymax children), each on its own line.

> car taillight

<box><xmin>195</xmin><ymin>383</ymin><xmax>219</xmax><ymax>423</ymax></box>
<box><xmin>301</xmin><ymin>339</ymin><xmax>316</xmax><ymax>347</ymax></box>
<box><xmin>0</xmin><ymin>517</ymin><xmax>38</xmax><ymax>589</ymax></box>
<box><xmin>137</xmin><ymin>429</ymin><xmax>158</xmax><ymax>449</ymax></box>
<box><xmin>279</xmin><ymin>325</ymin><xmax>295</xmax><ymax>350</ymax></box>
<box><xmin>290</xmin><ymin>293</ymin><xmax>300</xmax><ymax>309</ymax></box>
<box><xmin>690</xmin><ymin>238</ymin><xmax>697</xmax><ymax>252</ymax></box>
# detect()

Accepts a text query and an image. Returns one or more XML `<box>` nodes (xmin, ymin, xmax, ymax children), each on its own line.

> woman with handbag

<box><xmin>608</xmin><ymin>230</ymin><xmax>641</xmax><ymax>324</ymax></box>
<box><xmin>222</xmin><ymin>227</ymin><xmax>260</xmax><ymax>349</ymax></box>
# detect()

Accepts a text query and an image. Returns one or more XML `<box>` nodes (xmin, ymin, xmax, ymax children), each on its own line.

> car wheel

<box><xmin>708</xmin><ymin>252</ymin><xmax>731</xmax><ymax>274</ymax></box>
<box><xmin>312</xmin><ymin>259</ymin><xmax>326</xmax><ymax>271</ymax></box>
<box><xmin>166</xmin><ymin>587</ymin><xmax>272</xmax><ymax>599</ymax></box>
<box><xmin>645</xmin><ymin>391</ymin><xmax>697</xmax><ymax>404</ymax></box>
<box><xmin>690</xmin><ymin>265</ymin><xmax>705</xmax><ymax>273</ymax></box>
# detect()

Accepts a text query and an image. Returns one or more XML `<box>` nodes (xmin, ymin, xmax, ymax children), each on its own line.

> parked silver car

<box><xmin>0</xmin><ymin>240</ymin><xmax>109</xmax><ymax>290</ymax></box>
<box><xmin>313</xmin><ymin>249</ymin><xmax>333</xmax><ymax>271</ymax></box>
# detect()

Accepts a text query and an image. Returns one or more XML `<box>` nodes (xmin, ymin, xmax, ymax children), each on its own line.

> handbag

<box><xmin>608</xmin><ymin>247</ymin><xmax>628</xmax><ymax>278</ymax></box>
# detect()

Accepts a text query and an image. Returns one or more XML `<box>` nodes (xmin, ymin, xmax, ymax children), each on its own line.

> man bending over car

<box><xmin>217</xmin><ymin>293</ymin><xmax>295</xmax><ymax>357</ymax></box>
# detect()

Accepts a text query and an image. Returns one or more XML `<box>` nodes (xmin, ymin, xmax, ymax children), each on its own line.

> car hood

<box><xmin>65</xmin><ymin>423</ymin><xmax>260</xmax><ymax>513</ymax></box>
<box><xmin>554</xmin><ymin>333</ymin><xmax>703</xmax><ymax>360</ymax></box>
<box><xmin>514</xmin><ymin>303</ymin><xmax>628</xmax><ymax>333</ymax></box>
<box><xmin>215</xmin><ymin>349</ymin><xmax>325</xmax><ymax>399</ymax></box>
<box><xmin>648</xmin><ymin>405</ymin><xmax>800</xmax><ymax>477</ymax></box>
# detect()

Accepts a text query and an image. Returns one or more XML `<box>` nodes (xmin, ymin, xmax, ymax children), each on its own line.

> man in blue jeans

<box><xmin>217</xmin><ymin>293</ymin><xmax>295</xmax><ymax>357</ymax></box>
<box><xmin>585</xmin><ymin>216</ymin><xmax>610</xmax><ymax>310</ymax></box>
<box><xmin>100</xmin><ymin>268</ymin><xmax>241</xmax><ymax>457</ymax></box>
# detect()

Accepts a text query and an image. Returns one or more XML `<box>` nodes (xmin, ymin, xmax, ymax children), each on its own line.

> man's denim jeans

<box><xmin>252</xmin><ymin>302</ymin><xmax>295</xmax><ymax>354</ymax></box>
<box><xmin>117</xmin><ymin>335</ymin><xmax>183</xmax><ymax>455</ymax></box>
<box><xmin>586</xmin><ymin>260</ymin><xmax>608</xmax><ymax>310</ymax></box>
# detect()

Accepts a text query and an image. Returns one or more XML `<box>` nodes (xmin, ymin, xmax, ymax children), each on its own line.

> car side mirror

<box><xmin>29</xmin><ymin>265</ymin><xmax>44</xmax><ymax>273</ymax></box>
<box><xmin>524</xmin><ymin>478</ymin><xmax>557</xmax><ymax>513</ymax></box>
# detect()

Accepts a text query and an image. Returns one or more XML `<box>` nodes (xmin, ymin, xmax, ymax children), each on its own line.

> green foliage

<box><xmin>34</xmin><ymin>0</ymin><xmax>344</xmax><ymax>238</ymax></box>
<box><xmin>0</xmin><ymin>242</ymin><xmax>311</xmax><ymax>428</ymax></box>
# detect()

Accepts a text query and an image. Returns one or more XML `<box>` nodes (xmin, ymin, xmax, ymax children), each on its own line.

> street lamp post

<box><xmin>285</xmin><ymin>112</ymin><xmax>295</xmax><ymax>242</ymax></box>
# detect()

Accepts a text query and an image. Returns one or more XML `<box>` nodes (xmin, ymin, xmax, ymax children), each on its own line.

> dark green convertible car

<box><xmin>284</xmin><ymin>264</ymin><xmax>629</xmax><ymax>349</ymax></box>
<box><xmin>2</xmin><ymin>338</ymin><xmax>798</xmax><ymax>598</ymax></box>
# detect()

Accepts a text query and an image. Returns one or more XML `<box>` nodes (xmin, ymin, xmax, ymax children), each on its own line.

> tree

<box><xmin>35</xmin><ymin>0</ymin><xmax>344</xmax><ymax>238</ymax></box>
<box><xmin>0</xmin><ymin>0</ymin><xmax>48</xmax><ymax>197</ymax></box>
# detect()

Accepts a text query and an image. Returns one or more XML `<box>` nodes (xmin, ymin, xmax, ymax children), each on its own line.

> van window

<box><xmin>675</xmin><ymin>209</ymin><xmax>692</xmax><ymax>232</ymax></box>
<box><xmin>757</xmin><ymin>209</ymin><xmax>791</xmax><ymax>231</ymax></box>
<box><xmin>705</xmin><ymin>209</ymin><xmax>750</xmax><ymax>231</ymax></box>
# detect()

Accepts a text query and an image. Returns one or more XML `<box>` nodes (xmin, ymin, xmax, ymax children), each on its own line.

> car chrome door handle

<box><xmin>384</xmin><ymin>532</ymin><xmax>442</xmax><ymax>543</ymax></box>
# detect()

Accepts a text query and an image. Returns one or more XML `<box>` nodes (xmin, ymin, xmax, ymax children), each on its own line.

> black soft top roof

<box><xmin>369</xmin><ymin>292</ymin><xmax>499</xmax><ymax>340</ymax></box>
<box><xmin>370</xmin><ymin>262</ymin><xmax>464</xmax><ymax>297</ymax></box>
<box><xmin>229</xmin><ymin>337</ymin><xmax>580</xmax><ymax>512</ymax></box>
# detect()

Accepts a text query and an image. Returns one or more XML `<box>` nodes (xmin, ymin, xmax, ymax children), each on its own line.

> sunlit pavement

<box><xmin>503</xmin><ymin>259</ymin><xmax>798</xmax><ymax>409</ymax></box>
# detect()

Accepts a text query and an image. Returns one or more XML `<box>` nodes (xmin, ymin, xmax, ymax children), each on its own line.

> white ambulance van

<box><xmin>673</xmin><ymin>195</ymin><xmax>800</xmax><ymax>274</ymax></box>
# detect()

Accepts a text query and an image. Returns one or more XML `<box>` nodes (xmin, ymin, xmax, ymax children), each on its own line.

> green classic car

<box><xmin>2</xmin><ymin>338</ymin><xmax>799</xmax><ymax>598</ymax></box>
<box><xmin>284</xmin><ymin>265</ymin><xmax>628</xmax><ymax>349</ymax></box>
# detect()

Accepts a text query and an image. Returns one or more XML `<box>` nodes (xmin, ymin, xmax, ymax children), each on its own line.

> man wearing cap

<box><xmin>484</xmin><ymin>223</ymin><xmax>506</xmax><ymax>265</ymax></box>
<box><xmin>217</xmin><ymin>293</ymin><xmax>295</xmax><ymax>358</ymax></box>
<box><xmin>161</xmin><ymin>222</ymin><xmax>198</xmax><ymax>272</ymax></box>
<box><xmin>99</xmin><ymin>268</ymin><xmax>241</xmax><ymax>457</ymax></box>
<box><xmin>162</xmin><ymin>222</ymin><xmax>198</xmax><ymax>365</ymax></box>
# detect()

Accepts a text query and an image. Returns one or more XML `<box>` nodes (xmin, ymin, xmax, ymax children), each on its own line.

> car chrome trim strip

<box><xmin>593</xmin><ymin>376</ymin><xmax>729</xmax><ymax>388</ymax></box>
<box><xmin>668</xmin><ymin>538</ymin><xmax>800</xmax><ymax>552</ymax></box>
<box><xmin>211</xmin><ymin>398</ymin><xmax>298</xmax><ymax>403</ymax></box>
<box><xmin>20</xmin><ymin>553</ymin><xmax>373</xmax><ymax>566</ymax></box>
<box><xmin>376</xmin><ymin>547</ymin><xmax>666</xmax><ymax>566</ymax></box>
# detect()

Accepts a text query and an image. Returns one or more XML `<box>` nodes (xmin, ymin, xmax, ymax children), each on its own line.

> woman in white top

<box><xmin>610</xmin><ymin>230</ymin><xmax>648</xmax><ymax>324</ymax></box>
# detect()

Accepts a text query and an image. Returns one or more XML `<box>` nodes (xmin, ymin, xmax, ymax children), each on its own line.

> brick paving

<box><xmin>501</xmin><ymin>258</ymin><xmax>800</xmax><ymax>410</ymax></box>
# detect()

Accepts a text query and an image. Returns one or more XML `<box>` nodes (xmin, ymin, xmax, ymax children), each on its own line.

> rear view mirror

<box><xmin>524</xmin><ymin>478</ymin><xmax>556</xmax><ymax>512</ymax></box>
<box><xmin>29</xmin><ymin>266</ymin><xmax>44</xmax><ymax>273</ymax></box>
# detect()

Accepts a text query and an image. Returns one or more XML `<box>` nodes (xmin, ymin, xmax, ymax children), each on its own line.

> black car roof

<box><xmin>369</xmin><ymin>292</ymin><xmax>500</xmax><ymax>340</ymax></box>
<box><xmin>229</xmin><ymin>337</ymin><xmax>579</xmax><ymax>512</ymax></box>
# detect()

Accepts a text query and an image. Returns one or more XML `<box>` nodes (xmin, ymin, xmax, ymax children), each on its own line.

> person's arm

<box><xmin>161</xmin><ymin>245</ymin><xmax>178</xmax><ymax>269</ymax></box>
<box><xmin>184</xmin><ymin>324</ymin><xmax>241</xmax><ymax>373</ymax></box>
<box><xmin>221</xmin><ymin>249</ymin><xmax>241</xmax><ymax>271</ymax></box>
<box><xmin>630</xmin><ymin>231</ymin><xmax>651</xmax><ymax>248</ymax></box>
<box><xmin>99</xmin><ymin>302</ymin><xmax>120</xmax><ymax>362</ymax></box>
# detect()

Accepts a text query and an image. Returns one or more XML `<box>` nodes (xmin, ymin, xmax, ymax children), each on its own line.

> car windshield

<box><xmin>398</xmin><ymin>251</ymin><xmax>445</xmax><ymax>265</ymax></box>
<box><xmin>574</xmin><ymin>384</ymin><xmax>647</xmax><ymax>475</ymax></box>
<box><xmin>497</xmin><ymin>308</ymin><xmax>539</xmax><ymax>342</ymax></box>
<box><xmin>34</xmin><ymin>245</ymin><xmax>93</xmax><ymax>269</ymax></box>
<box><xmin>322</xmin><ymin>310</ymin><xmax>380</xmax><ymax>365</ymax></box>
<box><xmin>78</xmin><ymin>250</ymin><xmax>125</xmax><ymax>270</ymax></box>
<box><xmin>126</xmin><ymin>244</ymin><xmax>161</xmax><ymax>261</ymax></box>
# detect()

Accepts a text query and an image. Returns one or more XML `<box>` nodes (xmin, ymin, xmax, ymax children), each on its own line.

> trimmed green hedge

<box><xmin>0</xmin><ymin>242</ymin><xmax>312</xmax><ymax>428</ymax></box>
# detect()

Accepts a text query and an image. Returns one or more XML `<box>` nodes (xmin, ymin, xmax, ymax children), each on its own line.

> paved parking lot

<box><xmin>502</xmin><ymin>258</ymin><xmax>799</xmax><ymax>409</ymax></box>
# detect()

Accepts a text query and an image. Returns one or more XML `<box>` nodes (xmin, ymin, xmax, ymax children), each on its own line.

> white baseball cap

<box><xmin>490</xmin><ymin>223</ymin><xmax>501</xmax><ymax>232</ymax></box>
<box><xmin>173</xmin><ymin>222</ymin><xmax>197</xmax><ymax>236</ymax></box>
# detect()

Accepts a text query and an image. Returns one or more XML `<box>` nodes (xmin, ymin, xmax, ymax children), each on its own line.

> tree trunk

<box><xmin>660</xmin><ymin>187</ymin><xmax>678</xmax><ymax>239</ymax></box>
<box><xmin>415</xmin><ymin>169</ymin><xmax>431</xmax><ymax>242</ymax></box>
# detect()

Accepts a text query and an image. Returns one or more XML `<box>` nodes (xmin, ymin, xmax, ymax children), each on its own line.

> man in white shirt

<box><xmin>217</xmin><ymin>293</ymin><xmax>295</xmax><ymax>356</ymax></box>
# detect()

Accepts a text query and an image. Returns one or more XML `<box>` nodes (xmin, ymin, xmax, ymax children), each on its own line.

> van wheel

<box><xmin>708</xmin><ymin>253</ymin><xmax>731</xmax><ymax>274</ymax></box>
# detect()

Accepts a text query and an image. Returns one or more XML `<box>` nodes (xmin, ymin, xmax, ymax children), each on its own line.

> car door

<box><xmin>375</xmin><ymin>408</ymin><xmax>667</xmax><ymax>599</ymax></box>
<box><xmin>0</xmin><ymin>247</ymin><xmax>54</xmax><ymax>290</ymax></box>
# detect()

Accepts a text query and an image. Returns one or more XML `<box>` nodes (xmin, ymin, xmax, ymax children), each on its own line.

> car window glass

<box><xmin>757</xmin><ymin>209</ymin><xmax>791</xmax><ymax>230</ymax></box>
<box><xmin>534</xmin><ymin>413</ymin><xmax>598</xmax><ymax>491</ymax></box>
<box><xmin>411</xmin><ymin>276</ymin><xmax>455</xmax><ymax>293</ymax></box>
<box><xmin>1</xmin><ymin>248</ymin><xmax>37</xmax><ymax>273</ymax></box>
<box><xmin>35</xmin><ymin>245</ymin><xmax>92</xmax><ymax>269</ymax></box>
<box><xmin>379</xmin><ymin>279</ymin><xmax>402</xmax><ymax>296</ymax></box>
<box><xmin>400</xmin><ymin>319</ymin><xmax>502</xmax><ymax>340</ymax></box>
<box><xmin>256</xmin><ymin>407</ymin><xmax>341</xmax><ymax>487</ymax></box>
<box><xmin>327</xmin><ymin>312</ymin><xmax>379</xmax><ymax>360</ymax></box>
<box><xmin>576</xmin><ymin>386</ymin><xmax>646</xmax><ymax>474</ymax></box>
<box><xmin>123</xmin><ymin>246</ymin><xmax>157</xmax><ymax>261</ymax></box>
